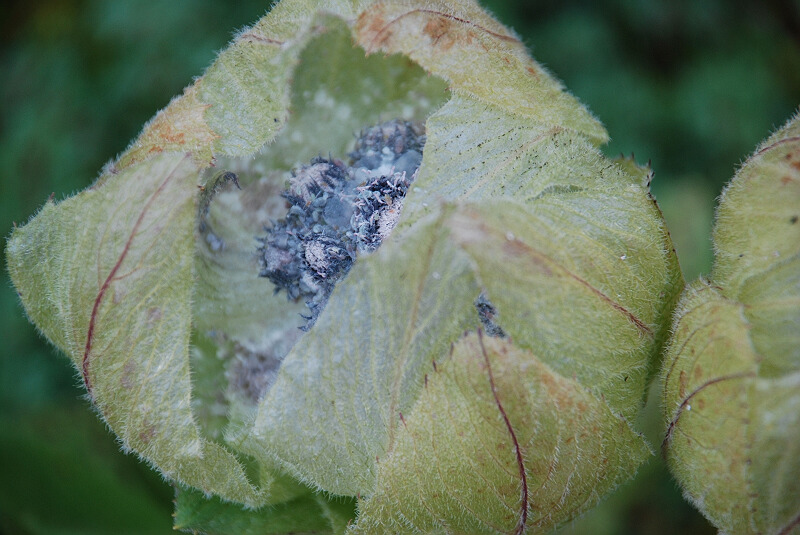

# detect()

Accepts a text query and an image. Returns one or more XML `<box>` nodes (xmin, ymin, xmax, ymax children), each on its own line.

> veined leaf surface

<box><xmin>7</xmin><ymin>0</ymin><xmax>684</xmax><ymax>531</ymax></box>
<box><xmin>662</xmin><ymin>113</ymin><xmax>800</xmax><ymax>534</ymax></box>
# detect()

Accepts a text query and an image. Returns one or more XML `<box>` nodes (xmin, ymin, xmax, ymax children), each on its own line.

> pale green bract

<box><xmin>661</xmin><ymin>113</ymin><xmax>800</xmax><ymax>535</ymax></box>
<box><xmin>6</xmin><ymin>1</ymin><xmax>682</xmax><ymax>533</ymax></box>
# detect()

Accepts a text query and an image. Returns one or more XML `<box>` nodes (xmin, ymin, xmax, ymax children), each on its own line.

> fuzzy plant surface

<box><xmin>6</xmin><ymin>1</ymin><xmax>684</xmax><ymax>533</ymax></box>
<box><xmin>661</xmin><ymin>113</ymin><xmax>800</xmax><ymax>535</ymax></box>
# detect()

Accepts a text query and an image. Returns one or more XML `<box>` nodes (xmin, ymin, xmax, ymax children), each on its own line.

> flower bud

<box><xmin>7</xmin><ymin>1</ymin><xmax>683</xmax><ymax>533</ymax></box>
<box><xmin>661</xmin><ymin>112</ymin><xmax>800</xmax><ymax>534</ymax></box>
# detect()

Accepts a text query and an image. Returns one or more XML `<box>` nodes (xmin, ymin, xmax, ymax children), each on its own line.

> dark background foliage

<box><xmin>1</xmin><ymin>1</ymin><xmax>798</xmax><ymax>533</ymax></box>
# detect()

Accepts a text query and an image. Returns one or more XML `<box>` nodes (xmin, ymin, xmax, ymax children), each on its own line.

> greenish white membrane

<box><xmin>189</xmin><ymin>17</ymin><xmax>451</xmax><ymax>459</ymax></box>
<box><xmin>196</xmin><ymin>117</ymin><xmax>510</xmax><ymax>437</ymax></box>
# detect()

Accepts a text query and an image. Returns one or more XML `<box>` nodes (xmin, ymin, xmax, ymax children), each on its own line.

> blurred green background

<box><xmin>1</xmin><ymin>1</ymin><xmax>798</xmax><ymax>533</ymax></box>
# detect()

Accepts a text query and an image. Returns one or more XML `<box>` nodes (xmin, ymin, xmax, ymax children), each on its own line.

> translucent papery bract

<box><xmin>662</xmin><ymin>113</ymin><xmax>800</xmax><ymax>534</ymax></box>
<box><xmin>350</xmin><ymin>333</ymin><xmax>649</xmax><ymax>535</ymax></box>
<box><xmin>7</xmin><ymin>0</ymin><xmax>683</xmax><ymax>531</ymax></box>
<box><xmin>7</xmin><ymin>154</ymin><xmax>265</xmax><ymax>506</ymax></box>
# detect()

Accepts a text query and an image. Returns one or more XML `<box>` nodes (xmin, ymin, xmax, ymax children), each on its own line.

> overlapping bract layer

<box><xmin>661</xmin><ymin>114</ymin><xmax>800</xmax><ymax>534</ymax></box>
<box><xmin>7</xmin><ymin>1</ymin><xmax>683</xmax><ymax>533</ymax></box>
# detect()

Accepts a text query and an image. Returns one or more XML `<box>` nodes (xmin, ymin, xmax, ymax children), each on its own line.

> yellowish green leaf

<box><xmin>242</xmin><ymin>214</ymin><xmax>482</xmax><ymax>496</ymax></box>
<box><xmin>6</xmin><ymin>153</ymin><xmax>263</xmax><ymax>506</ymax></box>
<box><xmin>350</xmin><ymin>334</ymin><xmax>649</xmax><ymax>534</ymax></box>
<box><xmin>662</xmin><ymin>113</ymin><xmax>800</xmax><ymax>534</ymax></box>
<box><xmin>354</xmin><ymin>0</ymin><xmax>607</xmax><ymax>144</ymax></box>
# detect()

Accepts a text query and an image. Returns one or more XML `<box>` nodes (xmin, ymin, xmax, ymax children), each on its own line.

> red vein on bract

<box><xmin>82</xmin><ymin>159</ymin><xmax>185</xmax><ymax>397</ymax></box>
<box><xmin>477</xmin><ymin>331</ymin><xmax>528</xmax><ymax>535</ymax></box>
<box><xmin>239</xmin><ymin>32</ymin><xmax>284</xmax><ymax>46</ymax></box>
<box><xmin>661</xmin><ymin>287</ymin><xmax>724</xmax><ymax>403</ymax></box>
<box><xmin>570</xmin><ymin>267</ymin><xmax>652</xmax><ymax>337</ymax></box>
<box><xmin>778</xmin><ymin>510</ymin><xmax>800</xmax><ymax>535</ymax></box>
<box><xmin>661</xmin><ymin>371</ymin><xmax>755</xmax><ymax>458</ymax></box>
<box><xmin>753</xmin><ymin>135</ymin><xmax>800</xmax><ymax>158</ymax></box>
<box><xmin>364</xmin><ymin>8</ymin><xmax>519</xmax><ymax>51</ymax></box>
<box><xmin>464</xmin><ymin>215</ymin><xmax>654</xmax><ymax>338</ymax></box>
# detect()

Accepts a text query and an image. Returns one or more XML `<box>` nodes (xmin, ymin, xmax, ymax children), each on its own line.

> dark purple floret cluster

<box><xmin>259</xmin><ymin>120</ymin><xmax>424</xmax><ymax>328</ymax></box>
<box><xmin>475</xmin><ymin>293</ymin><xmax>506</xmax><ymax>339</ymax></box>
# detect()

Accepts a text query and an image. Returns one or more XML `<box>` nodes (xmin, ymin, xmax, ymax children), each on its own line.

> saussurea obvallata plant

<box><xmin>14</xmin><ymin>0</ymin><xmax>797</xmax><ymax>533</ymax></box>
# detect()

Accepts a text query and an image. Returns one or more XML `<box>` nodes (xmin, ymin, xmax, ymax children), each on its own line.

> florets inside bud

<box><xmin>259</xmin><ymin>120</ymin><xmax>424</xmax><ymax>328</ymax></box>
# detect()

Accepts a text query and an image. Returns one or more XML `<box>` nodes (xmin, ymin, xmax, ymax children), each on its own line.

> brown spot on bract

<box><xmin>366</xmin><ymin>13</ymin><xmax>387</xmax><ymax>36</ymax></box>
<box><xmin>465</xmin><ymin>30</ymin><xmax>478</xmax><ymax>46</ymax></box>
<box><xmin>147</xmin><ymin>307</ymin><xmax>162</xmax><ymax>324</ymax></box>
<box><xmin>693</xmin><ymin>365</ymin><xmax>703</xmax><ymax>381</ymax></box>
<box><xmin>679</xmin><ymin>370</ymin><xmax>688</xmax><ymax>399</ymax></box>
<box><xmin>423</xmin><ymin>16</ymin><xmax>457</xmax><ymax>52</ymax></box>
<box><xmin>139</xmin><ymin>425</ymin><xmax>156</xmax><ymax>444</ymax></box>
<box><xmin>121</xmin><ymin>359</ymin><xmax>136</xmax><ymax>389</ymax></box>
<box><xmin>502</xmin><ymin>239</ymin><xmax>553</xmax><ymax>276</ymax></box>
<box><xmin>356</xmin><ymin>11</ymin><xmax>392</xmax><ymax>50</ymax></box>
<box><xmin>423</xmin><ymin>16</ymin><xmax>448</xmax><ymax>39</ymax></box>
<box><xmin>152</xmin><ymin>123</ymin><xmax>186</xmax><ymax>146</ymax></box>
<box><xmin>538</xmin><ymin>368</ymin><xmax>557</xmax><ymax>389</ymax></box>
